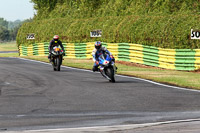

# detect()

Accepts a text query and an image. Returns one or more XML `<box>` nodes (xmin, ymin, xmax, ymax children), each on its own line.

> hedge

<box><xmin>17</xmin><ymin>14</ymin><xmax>200</xmax><ymax>49</ymax></box>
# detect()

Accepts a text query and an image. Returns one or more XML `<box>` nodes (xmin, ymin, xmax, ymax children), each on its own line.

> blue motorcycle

<box><xmin>98</xmin><ymin>53</ymin><xmax>116</xmax><ymax>83</ymax></box>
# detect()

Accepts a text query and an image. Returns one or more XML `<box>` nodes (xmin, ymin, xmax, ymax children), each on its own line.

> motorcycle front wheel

<box><xmin>52</xmin><ymin>58</ymin><xmax>56</xmax><ymax>71</ymax></box>
<box><xmin>56</xmin><ymin>57</ymin><xmax>61</xmax><ymax>71</ymax></box>
<box><xmin>106</xmin><ymin>67</ymin><xmax>115</xmax><ymax>83</ymax></box>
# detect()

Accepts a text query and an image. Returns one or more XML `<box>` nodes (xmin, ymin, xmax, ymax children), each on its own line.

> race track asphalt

<box><xmin>0</xmin><ymin>57</ymin><xmax>200</xmax><ymax>131</ymax></box>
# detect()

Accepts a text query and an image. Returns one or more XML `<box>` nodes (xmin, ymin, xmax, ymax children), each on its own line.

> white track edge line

<box><xmin>6</xmin><ymin>57</ymin><xmax>200</xmax><ymax>131</ymax></box>
<box><xmin>9</xmin><ymin>118</ymin><xmax>200</xmax><ymax>132</ymax></box>
<box><xmin>13</xmin><ymin>57</ymin><xmax>200</xmax><ymax>93</ymax></box>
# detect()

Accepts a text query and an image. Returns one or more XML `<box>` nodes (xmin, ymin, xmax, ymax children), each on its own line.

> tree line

<box><xmin>0</xmin><ymin>18</ymin><xmax>30</xmax><ymax>42</ymax></box>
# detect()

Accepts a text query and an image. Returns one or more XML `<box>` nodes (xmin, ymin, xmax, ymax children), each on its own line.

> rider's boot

<box><xmin>115</xmin><ymin>65</ymin><xmax>118</xmax><ymax>72</ymax></box>
<box><xmin>92</xmin><ymin>66</ymin><xmax>99</xmax><ymax>72</ymax></box>
<box><xmin>48</xmin><ymin>54</ymin><xmax>52</xmax><ymax>62</ymax></box>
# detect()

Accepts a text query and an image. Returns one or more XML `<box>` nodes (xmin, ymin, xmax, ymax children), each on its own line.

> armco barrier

<box><xmin>18</xmin><ymin>42</ymin><xmax>200</xmax><ymax>71</ymax></box>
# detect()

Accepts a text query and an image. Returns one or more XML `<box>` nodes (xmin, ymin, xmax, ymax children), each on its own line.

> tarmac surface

<box><xmin>1</xmin><ymin>57</ymin><xmax>200</xmax><ymax>132</ymax></box>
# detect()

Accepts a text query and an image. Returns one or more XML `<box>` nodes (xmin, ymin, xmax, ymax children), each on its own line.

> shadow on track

<box><xmin>100</xmin><ymin>80</ymin><xmax>137</xmax><ymax>84</ymax></box>
<box><xmin>115</xmin><ymin>80</ymin><xmax>137</xmax><ymax>83</ymax></box>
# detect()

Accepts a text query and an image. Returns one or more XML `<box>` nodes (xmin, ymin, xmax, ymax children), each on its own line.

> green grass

<box><xmin>0</xmin><ymin>41</ymin><xmax>18</xmax><ymax>51</ymax></box>
<box><xmin>0</xmin><ymin>53</ymin><xmax>19</xmax><ymax>57</ymax></box>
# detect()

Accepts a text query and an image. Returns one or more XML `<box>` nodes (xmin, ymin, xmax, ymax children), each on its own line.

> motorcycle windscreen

<box><xmin>105</xmin><ymin>54</ymin><xmax>112</xmax><ymax>62</ymax></box>
<box><xmin>98</xmin><ymin>54</ymin><xmax>105</xmax><ymax>65</ymax></box>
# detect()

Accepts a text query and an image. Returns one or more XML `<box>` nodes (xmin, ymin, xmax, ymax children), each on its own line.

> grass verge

<box><xmin>0</xmin><ymin>41</ymin><xmax>18</xmax><ymax>51</ymax></box>
<box><xmin>17</xmin><ymin>56</ymin><xmax>200</xmax><ymax>90</ymax></box>
<box><xmin>0</xmin><ymin>53</ymin><xmax>19</xmax><ymax>57</ymax></box>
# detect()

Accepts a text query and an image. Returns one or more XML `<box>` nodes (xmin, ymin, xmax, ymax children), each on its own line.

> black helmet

<box><xmin>94</xmin><ymin>41</ymin><xmax>102</xmax><ymax>50</ymax></box>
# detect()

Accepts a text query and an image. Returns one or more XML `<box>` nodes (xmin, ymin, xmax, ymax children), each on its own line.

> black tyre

<box><xmin>106</xmin><ymin>68</ymin><xmax>115</xmax><ymax>83</ymax></box>
<box><xmin>56</xmin><ymin>57</ymin><xmax>60</xmax><ymax>71</ymax></box>
<box><xmin>60</xmin><ymin>56</ymin><xmax>63</xmax><ymax>65</ymax></box>
<box><xmin>52</xmin><ymin>58</ymin><xmax>57</xmax><ymax>71</ymax></box>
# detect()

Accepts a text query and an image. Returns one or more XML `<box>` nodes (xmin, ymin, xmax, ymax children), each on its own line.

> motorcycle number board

<box><xmin>191</xmin><ymin>29</ymin><xmax>200</xmax><ymax>39</ymax></box>
<box><xmin>27</xmin><ymin>33</ymin><xmax>35</xmax><ymax>40</ymax></box>
<box><xmin>90</xmin><ymin>30</ymin><xmax>102</xmax><ymax>37</ymax></box>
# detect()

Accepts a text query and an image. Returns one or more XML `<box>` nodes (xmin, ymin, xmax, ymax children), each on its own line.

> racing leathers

<box><xmin>92</xmin><ymin>46</ymin><xmax>114</xmax><ymax>72</ymax></box>
<box><xmin>48</xmin><ymin>39</ymin><xmax>65</xmax><ymax>60</ymax></box>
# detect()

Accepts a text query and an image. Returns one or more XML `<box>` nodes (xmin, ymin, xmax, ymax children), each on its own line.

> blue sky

<box><xmin>0</xmin><ymin>0</ymin><xmax>35</xmax><ymax>21</ymax></box>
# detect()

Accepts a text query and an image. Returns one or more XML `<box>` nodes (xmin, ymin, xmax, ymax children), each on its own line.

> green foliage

<box><xmin>18</xmin><ymin>0</ymin><xmax>200</xmax><ymax>48</ymax></box>
<box><xmin>30</xmin><ymin>0</ymin><xmax>200</xmax><ymax>19</ymax></box>
<box><xmin>0</xmin><ymin>26</ymin><xmax>9</xmax><ymax>41</ymax></box>
<box><xmin>17</xmin><ymin>14</ymin><xmax>200</xmax><ymax>48</ymax></box>
<box><xmin>0</xmin><ymin>18</ymin><xmax>8</xmax><ymax>29</ymax></box>
<box><xmin>0</xmin><ymin>18</ymin><xmax>31</xmax><ymax>42</ymax></box>
<box><xmin>8</xmin><ymin>20</ymin><xmax>22</xmax><ymax>30</ymax></box>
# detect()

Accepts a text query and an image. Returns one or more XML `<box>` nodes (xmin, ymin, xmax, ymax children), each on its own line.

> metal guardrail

<box><xmin>19</xmin><ymin>42</ymin><xmax>200</xmax><ymax>71</ymax></box>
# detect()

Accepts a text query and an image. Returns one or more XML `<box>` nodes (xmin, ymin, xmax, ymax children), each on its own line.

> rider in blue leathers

<box><xmin>92</xmin><ymin>41</ymin><xmax>115</xmax><ymax>72</ymax></box>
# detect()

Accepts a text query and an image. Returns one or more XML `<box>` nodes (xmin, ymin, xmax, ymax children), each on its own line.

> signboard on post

<box><xmin>191</xmin><ymin>29</ymin><xmax>200</xmax><ymax>39</ymax></box>
<box><xmin>27</xmin><ymin>33</ymin><xmax>35</xmax><ymax>40</ymax></box>
<box><xmin>90</xmin><ymin>30</ymin><xmax>102</xmax><ymax>37</ymax></box>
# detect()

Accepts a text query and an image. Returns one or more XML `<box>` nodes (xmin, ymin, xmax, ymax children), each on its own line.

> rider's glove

<box><xmin>110</xmin><ymin>55</ymin><xmax>114</xmax><ymax>58</ymax></box>
<box><xmin>95</xmin><ymin>61</ymin><xmax>99</xmax><ymax>65</ymax></box>
<box><xmin>61</xmin><ymin>50</ymin><xmax>66</xmax><ymax>56</ymax></box>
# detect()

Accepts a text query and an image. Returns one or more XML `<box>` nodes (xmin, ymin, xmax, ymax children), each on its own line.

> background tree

<box><xmin>0</xmin><ymin>26</ymin><xmax>9</xmax><ymax>42</ymax></box>
<box><xmin>0</xmin><ymin>17</ymin><xmax>29</xmax><ymax>42</ymax></box>
<box><xmin>0</xmin><ymin>18</ymin><xmax>8</xmax><ymax>29</ymax></box>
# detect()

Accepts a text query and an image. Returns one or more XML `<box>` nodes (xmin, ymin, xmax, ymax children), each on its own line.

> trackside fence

<box><xmin>18</xmin><ymin>42</ymin><xmax>200</xmax><ymax>71</ymax></box>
